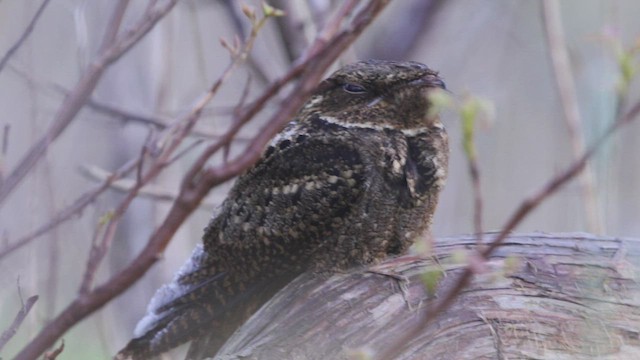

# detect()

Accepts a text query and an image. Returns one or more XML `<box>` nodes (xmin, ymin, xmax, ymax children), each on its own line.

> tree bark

<box><xmin>215</xmin><ymin>232</ymin><xmax>640</xmax><ymax>360</ymax></box>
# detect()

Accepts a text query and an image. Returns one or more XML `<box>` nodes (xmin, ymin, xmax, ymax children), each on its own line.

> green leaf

<box><xmin>98</xmin><ymin>210</ymin><xmax>114</xmax><ymax>226</ymax></box>
<box><xmin>421</xmin><ymin>268</ymin><xmax>444</xmax><ymax>296</ymax></box>
<box><xmin>262</xmin><ymin>2</ymin><xmax>285</xmax><ymax>17</ymax></box>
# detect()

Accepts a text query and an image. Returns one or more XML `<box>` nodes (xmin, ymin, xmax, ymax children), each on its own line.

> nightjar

<box><xmin>117</xmin><ymin>59</ymin><xmax>448</xmax><ymax>359</ymax></box>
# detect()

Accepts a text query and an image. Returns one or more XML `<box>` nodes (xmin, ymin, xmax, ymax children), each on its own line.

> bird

<box><xmin>116</xmin><ymin>59</ymin><xmax>449</xmax><ymax>359</ymax></box>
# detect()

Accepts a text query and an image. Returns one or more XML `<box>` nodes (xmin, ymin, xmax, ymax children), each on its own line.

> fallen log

<box><xmin>215</xmin><ymin>232</ymin><xmax>640</xmax><ymax>360</ymax></box>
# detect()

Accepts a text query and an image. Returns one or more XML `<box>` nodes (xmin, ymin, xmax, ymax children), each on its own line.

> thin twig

<box><xmin>136</xmin><ymin>127</ymin><xmax>155</xmax><ymax>185</ymax></box>
<box><xmin>79</xmin><ymin>164</ymin><xmax>217</xmax><ymax>211</ymax></box>
<box><xmin>219</xmin><ymin>0</ymin><xmax>271</xmax><ymax>84</ymax></box>
<box><xmin>184</xmin><ymin>0</ymin><xmax>365</xmax><ymax>183</ymax></box>
<box><xmin>77</xmin><ymin>123</ymin><xmax>190</xmax><ymax>294</ymax></box>
<box><xmin>10</xmin><ymin>62</ymin><xmax>259</xmax><ymax>133</ymax></box>
<box><xmin>482</xmin><ymin>99</ymin><xmax>640</xmax><ymax>258</ymax></box>
<box><xmin>166</xmin><ymin>139</ymin><xmax>205</xmax><ymax>166</ymax></box>
<box><xmin>43</xmin><ymin>0</ymin><xmax>273</xmax><ymax>336</ymax></box>
<box><xmin>0</xmin><ymin>295</ymin><xmax>39</xmax><ymax>351</ymax></box>
<box><xmin>0</xmin><ymin>0</ymin><xmax>52</xmax><ymax>73</ymax></box>
<box><xmin>271</xmin><ymin>0</ymin><xmax>309</xmax><ymax>62</ymax></box>
<box><xmin>0</xmin><ymin>157</ymin><xmax>140</xmax><ymax>261</ymax></box>
<box><xmin>79</xmin><ymin>220</ymin><xmax>108</xmax><ymax>295</ymax></box>
<box><xmin>542</xmin><ymin>0</ymin><xmax>603</xmax><ymax>233</ymax></box>
<box><xmin>377</xmin><ymin>99</ymin><xmax>640</xmax><ymax>360</ymax></box>
<box><xmin>43</xmin><ymin>148</ymin><xmax>60</xmax><ymax>320</ymax></box>
<box><xmin>313</xmin><ymin>0</ymin><xmax>359</xmax><ymax>49</ymax></box>
<box><xmin>1</xmin><ymin>124</ymin><xmax>8</xmax><ymax>155</ymax></box>
<box><xmin>460</xmin><ymin>96</ymin><xmax>485</xmax><ymax>243</ymax></box>
<box><xmin>50</xmin><ymin>82</ymin><xmax>243</xmax><ymax>140</ymax></box>
<box><xmin>98</xmin><ymin>0</ymin><xmax>130</xmax><ymax>52</ymax></box>
<box><xmin>307</xmin><ymin>0</ymin><xmax>331</xmax><ymax>32</ymax></box>
<box><xmin>365</xmin><ymin>0</ymin><xmax>445</xmax><ymax>60</ymax></box>
<box><xmin>0</xmin><ymin>124</ymin><xmax>9</xmax><ymax>182</ymax></box>
<box><xmin>12</xmin><ymin>2</ymin><xmax>390</xmax><ymax>359</ymax></box>
<box><xmin>469</xmin><ymin>154</ymin><xmax>483</xmax><ymax>243</ymax></box>
<box><xmin>0</xmin><ymin>0</ymin><xmax>178</xmax><ymax>206</ymax></box>
<box><xmin>43</xmin><ymin>340</ymin><xmax>64</xmax><ymax>360</ymax></box>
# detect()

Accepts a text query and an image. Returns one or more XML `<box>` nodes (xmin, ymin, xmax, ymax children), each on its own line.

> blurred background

<box><xmin>1</xmin><ymin>0</ymin><xmax>639</xmax><ymax>358</ymax></box>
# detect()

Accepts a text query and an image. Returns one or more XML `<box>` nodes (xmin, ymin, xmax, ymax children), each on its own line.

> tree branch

<box><xmin>0</xmin><ymin>0</ymin><xmax>178</xmax><ymax>206</ymax></box>
<box><xmin>378</xmin><ymin>97</ymin><xmax>640</xmax><ymax>360</ymax></box>
<box><xmin>0</xmin><ymin>157</ymin><xmax>140</xmax><ymax>261</ymax></box>
<box><xmin>12</xmin><ymin>2</ymin><xmax>391</xmax><ymax>359</ymax></box>
<box><xmin>364</xmin><ymin>0</ymin><xmax>446</xmax><ymax>60</ymax></box>
<box><xmin>8</xmin><ymin>64</ymin><xmax>243</xmax><ymax>141</ymax></box>
<box><xmin>79</xmin><ymin>165</ymin><xmax>217</xmax><ymax>211</ymax></box>
<box><xmin>0</xmin><ymin>294</ymin><xmax>39</xmax><ymax>351</ymax></box>
<box><xmin>270</xmin><ymin>0</ymin><xmax>309</xmax><ymax>63</ymax></box>
<box><xmin>0</xmin><ymin>0</ymin><xmax>52</xmax><ymax>74</ymax></box>
<box><xmin>541</xmin><ymin>0</ymin><xmax>602</xmax><ymax>233</ymax></box>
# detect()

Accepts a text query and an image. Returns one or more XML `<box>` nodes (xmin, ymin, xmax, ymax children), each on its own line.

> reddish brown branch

<box><xmin>12</xmin><ymin>2</ymin><xmax>390</xmax><ymax>359</ymax></box>
<box><xmin>0</xmin><ymin>0</ymin><xmax>178</xmax><ymax>207</ymax></box>
<box><xmin>378</xmin><ymin>99</ymin><xmax>640</xmax><ymax>360</ymax></box>
<box><xmin>185</xmin><ymin>0</ymin><xmax>372</xmax><ymax>186</ymax></box>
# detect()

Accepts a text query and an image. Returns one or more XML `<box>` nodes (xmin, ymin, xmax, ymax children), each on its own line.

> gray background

<box><xmin>1</xmin><ymin>0</ymin><xmax>639</xmax><ymax>358</ymax></box>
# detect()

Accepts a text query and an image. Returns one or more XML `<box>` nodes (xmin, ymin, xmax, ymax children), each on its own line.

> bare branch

<box><xmin>60</xmin><ymin>87</ymin><xmax>173</xmax><ymax>129</ymax></box>
<box><xmin>52</xmin><ymin>83</ymin><xmax>253</xmax><ymax>142</ymax></box>
<box><xmin>219</xmin><ymin>0</ymin><xmax>247</xmax><ymax>38</ymax></box>
<box><xmin>184</xmin><ymin>0</ymin><xmax>367</xmax><ymax>185</ymax></box>
<box><xmin>0</xmin><ymin>0</ymin><xmax>178</xmax><ymax>206</ymax></box>
<box><xmin>0</xmin><ymin>157</ymin><xmax>140</xmax><ymax>261</ymax></box>
<box><xmin>542</xmin><ymin>0</ymin><xmax>603</xmax><ymax>233</ymax></box>
<box><xmin>458</xmin><ymin>95</ymin><xmax>488</xmax><ymax>244</ymax></box>
<box><xmin>12</xmin><ymin>2</ymin><xmax>390</xmax><ymax>359</ymax></box>
<box><xmin>218</xmin><ymin>0</ymin><xmax>271</xmax><ymax>84</ymax></box>
<box><xmin>79</xmin><ymin>165</ymin><xmax>217</xmax><ymax>211</ymax></box>
<box><xmin>0</xmin><ymin>295</ymin><xmax>39</xmax><ymax>351</ymax></box>
<box><xmin>98</xmin><ymin>0</ymin><xmax>130</xmax><ymax>51</ymax></box>
<box><xmin>1</xmin><ymin>124</ymin><xmax>8</xmax><ymax>155</ymax></box>
<box><xmin>0</xmin><ymin>0</ymin><xmax>52</xmax><ymax>74</ymax></box>
<box><xmin>9</xmin><ymin>61</ymin><xmax>258</xmax><ymax>141</ymax></box>
<box><xmin>271</xmin><ymin>0</ymin><xmax>309</xmax><ymax>62</ymax></box>
<box><xmin>0</xmin><ymin>124</ymin><xmax>9</xmax><ymax>182</ymax></box>
<box><xmin>468</xmin><ymin>151</ymin><xmax>483</xmax><ymax>242</ymax></box>
<box><xmin>307</xmin><ymin>0</ymin><xmax>332</xmax><ymax>31</ymax></box>
<box><xmin>378</xmin><ymin>98</ymin><xmax>640</xmax><ymax>360</ymax></box>
<box><xmin>364</xmin><ymin>0</ymin><xmax>446</xmax><ymax>60</ymax></box>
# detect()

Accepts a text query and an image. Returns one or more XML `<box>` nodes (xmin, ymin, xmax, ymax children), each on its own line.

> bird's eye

<box><xmin>342</xmin><ymin>83</ymin><xmax>367</xmax><ymax>94</ymax></box>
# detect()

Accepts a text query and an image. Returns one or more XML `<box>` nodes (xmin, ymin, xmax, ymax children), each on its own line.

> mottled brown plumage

<box><xmin>117</xmin><ymin>60</ymin><xmax>448</xmax><ymax>359</ymax></box>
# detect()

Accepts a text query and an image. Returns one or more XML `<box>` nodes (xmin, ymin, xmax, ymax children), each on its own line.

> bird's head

<box><xmin>299</xmin><ymin>59</ymin><xmax>446</xmax><ymax>132</ymax></box>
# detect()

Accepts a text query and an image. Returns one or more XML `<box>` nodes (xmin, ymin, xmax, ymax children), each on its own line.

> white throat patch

<box><xmin>318</xmin><ymin>116</ymin><xmax>431</xmax><ymax>137</ymax></box>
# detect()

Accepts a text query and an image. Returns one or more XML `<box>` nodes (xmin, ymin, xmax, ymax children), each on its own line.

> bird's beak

<box><xmin>408</xmin><ymin>75</ymin><xmax>446</xmax><ymax>90</ymax></box>
<box><xmin>430</xmin><ymin>77</ymin><xmax>446</xmax><ymax>90</ymax></box>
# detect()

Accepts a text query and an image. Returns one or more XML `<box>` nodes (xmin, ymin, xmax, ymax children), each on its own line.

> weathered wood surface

<box><xmin>215</xmin><ymin>232</ymin><xmax>640</xmax><ymax>360</ymax></box>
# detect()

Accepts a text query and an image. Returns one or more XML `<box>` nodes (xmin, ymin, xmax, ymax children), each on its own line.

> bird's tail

<box><xmin>116</xmin><ymin>255</ymin><xmax>296</xmax><ymax>359</ymax></box>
